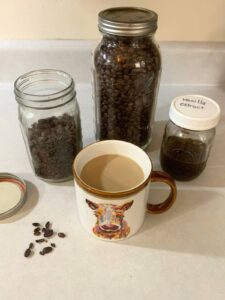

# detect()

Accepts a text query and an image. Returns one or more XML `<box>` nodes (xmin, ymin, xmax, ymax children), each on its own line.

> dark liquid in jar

<box><xmin>160</xmin><ymin>136</ymin><xmax>207</xmax><ymax>181</ymax></box>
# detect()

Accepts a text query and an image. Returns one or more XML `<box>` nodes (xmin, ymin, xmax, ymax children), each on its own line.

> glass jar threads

<box><xmin>93</xmin><ymin>7</ymin><xmax>161</xmax><ymax>148</ymax></box>
<box><xmin>14</xmin><ymin>69</ymin><xmax>82</xmax><ymax>182</ymax></box>
<box><xmin>160</xmin><ymin>95</ymin><xmax>221</xmax><ymax>181</ymax></box>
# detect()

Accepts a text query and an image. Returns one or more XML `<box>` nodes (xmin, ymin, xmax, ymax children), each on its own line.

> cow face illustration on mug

<box><xmin>86</xmin><ymin>199</ymin><xmax>134</xmax><ymax>239</ymax></box>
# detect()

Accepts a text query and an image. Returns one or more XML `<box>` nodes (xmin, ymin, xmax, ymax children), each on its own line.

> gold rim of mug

<box><xmin>72</xmin><ymin>140</ymin><xmax>152</xmax><ymax>199</ymax></box>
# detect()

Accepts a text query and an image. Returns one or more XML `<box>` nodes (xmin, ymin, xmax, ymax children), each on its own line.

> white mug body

<box><xmin>75</xmin><ymin>180</ymin><xmax>150</xmax><ymax>241</ymax></box>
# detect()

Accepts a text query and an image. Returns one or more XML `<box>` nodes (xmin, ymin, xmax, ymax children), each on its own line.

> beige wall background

<box><xmin>0</xmin><ymin>0</ymin><xmax>224</xmax><ymax>41</ymax></box>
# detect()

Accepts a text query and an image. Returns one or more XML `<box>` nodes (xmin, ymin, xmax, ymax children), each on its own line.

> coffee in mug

<box><xmin>80</xmin><ymin>154</ymin><xmax>144</xmax><ymax>192</ymax></box>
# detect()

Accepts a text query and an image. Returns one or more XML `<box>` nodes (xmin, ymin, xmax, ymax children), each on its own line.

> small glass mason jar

<box><xmin>160</xmin><ymin>95</ymin><xmax>220</xmax><ymax>181</ymax></box>
<box><xmin>93</xmin><ymin>7</ymin><xmax>161</xmax><ymax>149</ymax></box>
<box><xmin>14</xmin><ymin>69</ymin><xmax>82</xmax><ymax>182</ymax></box>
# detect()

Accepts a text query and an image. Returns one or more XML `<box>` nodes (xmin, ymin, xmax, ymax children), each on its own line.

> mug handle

<box><xmin>147</xmin><ymin>171</ymin><xmax>177</xmax><ymax>214</ymax></box>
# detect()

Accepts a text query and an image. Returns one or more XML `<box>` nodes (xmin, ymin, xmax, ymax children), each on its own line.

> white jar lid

<box><xmin>0</xmin><ymin>173</ymin><xmax>26</xmax><ymax>220</ymax></box>
<box><xmin>169</xmin><ymin>95</ymin><xmax>221</xmax><ymax>131</ymax></box>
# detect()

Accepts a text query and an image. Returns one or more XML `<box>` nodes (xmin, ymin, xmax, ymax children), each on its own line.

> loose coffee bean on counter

<box><xmin>34</xmin><ymin>227</ymin><xmax>41</xmax><ymax>233</ymax></box>
<box><xmin>40</xmin><ymin>247</ymin><xmax>53</xmax><ymax>255</ymax></box>
<box><xmin>44</xmin><ymin>229</ymin><xmax>54</xmax><ymax>238</ymax></box>
<box><xmin>24</xmin><ymin>248</ymin><xmax>31</xmax><ymax>258</ymax></box>
<box><xmin>51</xmin><ymin>243</ymin><xmax>56</xmax><ymax>248</ymax></box>
<box><xmin>27</xmin><ymin>114</ymin><xmax>81</xmax><ymax>181</ymax></box>
<box><xmin>94</xmin><ymin>35</ymin><xmax>161</xmax><ymax>148</ymax></box>
<box><xmin>29</xmin><ymin>243</ymin><xmax>34</xmax><ymax>249</ymax></box>
<box><xmin>45</xmin><ymin>221</ymin><xmax>51</xmax><ymax>229</ymax></box>
<box><xmin>36</xmin><ymin>239</ymin><xmax>46</xmax><ymax>243</ymax></box>
<box><xmin>32</xmin><ymin>223</ymin><xmax>40</xmax><ymax>227</ymax></box>
<box><xmin>34</xmin><ymin>231</ymin><xmax>41</xmax><ymax>236</ymax></box>
<box><xmin>58</xmin><ymin>232</ymin><xmax>66</xmax><ymax>238</ymax></box>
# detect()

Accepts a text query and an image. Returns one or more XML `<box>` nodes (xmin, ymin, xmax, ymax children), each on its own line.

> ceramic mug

<box><xmin>73</xmin><ymin>140</ymin><xmax>177</xmax><ymax>241</ymax></box>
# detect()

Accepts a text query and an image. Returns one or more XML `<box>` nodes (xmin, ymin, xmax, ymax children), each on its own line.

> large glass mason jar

<box><xmin>14</xmin><ymin>69</ymin><xmax>82</xmax><ymax>182</ymax></box>
<box><xmin>93</xmin><ymin>7</ymin><xmax>161</xmax><ymax>148</ymax></box>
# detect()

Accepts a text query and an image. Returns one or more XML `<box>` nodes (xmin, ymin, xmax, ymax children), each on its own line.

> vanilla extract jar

<box><xmin>93</xmin><ymin>7</ymin><xmax>161</xmax><ymax>148</ymax></box>
<box><xmin>160</xmin><ymin>95</ymin><xmax>220</xmax><ymax>181</ymax></box>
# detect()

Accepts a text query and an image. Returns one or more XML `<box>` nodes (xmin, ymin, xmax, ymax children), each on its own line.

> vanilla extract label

<box><xmin>179</xmin><ymin>97</ymin><xmax>206</xmax><ymax>110</ymax></box>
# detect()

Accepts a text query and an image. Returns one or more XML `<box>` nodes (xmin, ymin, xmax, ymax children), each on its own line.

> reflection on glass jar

<box><xmin>14</xmin><ymin>69</ymin><xmax>82</xmax><ymax>182</ymax></box>
<box><xmin>93</xmin><ymin>7</ymin><xmax>161</xmax><ymax>149</ymax></box>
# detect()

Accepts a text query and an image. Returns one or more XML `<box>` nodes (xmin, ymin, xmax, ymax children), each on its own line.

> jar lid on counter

<box><xmin>98</xmin><ymin>7</ymin><xmax>158</xmax><ymax>36</ymax></box>
<box><xmin>0</xmin><ymin>173</ymin><xmax>26</xmax><ymax>220</ymax></box>
<box><xmin>169</xmin><ymin>95</ymin><xmax>221</xmax><ymax>131</ymax></box>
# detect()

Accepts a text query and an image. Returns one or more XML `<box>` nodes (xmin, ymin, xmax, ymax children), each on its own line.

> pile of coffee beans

<box><xmin>27</xmin><ymin>114</ymin><xmax>81</xmax><ymax>181</ymax></box>
<box><xmin>94</xmin><ymin>35</ymin><xmax>161</xmax><ymax>148</ymax></box>
<box><xmin>23</xmin><ymin>222</ymin><xmax>66</xmax><ymax>258</ymax></box>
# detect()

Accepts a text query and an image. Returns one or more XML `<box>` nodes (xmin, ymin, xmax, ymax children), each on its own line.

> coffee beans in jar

<box><xmin>28</xmin><ymin>114</ymin><xmax>80</xmax><ymax>180</ymax></box>
<box><xmin>14</xmin><ymin>69</ymin><xmax>82</xmax><ymax>182</ymax></box>
<box><xmin>93</xmin><ymin>7</ymin><xmax>161</xmax><ymax>148</ymax></box>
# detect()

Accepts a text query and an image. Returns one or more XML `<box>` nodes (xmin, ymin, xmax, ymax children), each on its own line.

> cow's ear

<box><xmin>86</xmin><ymin>199</ymin><xmax>99</xmax><ymax>210</ymax></box>
<box><xmin>120</xmin><ymin>201</ymin><xmax>134</xmax><ymax>211</ymax></box>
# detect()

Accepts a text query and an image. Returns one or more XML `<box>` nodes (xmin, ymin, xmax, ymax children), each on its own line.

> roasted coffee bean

<box><xmin>58</xmin><ymin>232</ymin><xmax>66</xmax><ymax>238</ymax></box>
<box><xmin>41</xmin><ymin>247</ymin><xmax>53</xmax><ymax>255</ymax></box>
<box><xmin>34</xmin><ymin>227</ymin><xmax>41</xmax><ymax>233</ymax></box>
<box><xmin>24</xmin><ymin>248</ymin><xmax>31</xmax><ymax>258</ymax></box>
<box><xmin>45</xmin><ymin>221</ymin><xmax>51</xmax><ymax>229</ymax></box>
<box><xmin>94</xmin><ymin>35</ymin><xmax>161</xmax><ymax>148</ymax></box>
<box><xmin>29</xmin><ymin>243</ymin><xmax>34</xmax><ymax>249</ymax></box>
<box><xmin>34</xmin><ymin>231</ymin><xmax>41</xmax><ymax>236</ymax></box>
<box><xmin>51</xmin><ymin>243</ymin><xmax>56</xmax><ymax>248</ymax></box>
<box><xmin>44</xmin><ymin>229</ymin><xmax>54</xmax><ymax>238</ymax></box>
<box><xmin>36</xmin><ymin>239</ymin><xmax>46</xmax><ymax>243</ymax></box>
<box><xmin>27</xmin><ymin>114</ymin><xmax>81</xmax><ymax>180</ymax></box>
<box><xmin>32</xmin><ymin>223</ymin><xmax>40</xmax><ymax>227</ymax></box>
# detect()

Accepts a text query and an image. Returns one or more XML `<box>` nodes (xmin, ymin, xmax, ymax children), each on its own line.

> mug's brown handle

<box><xmin>147</xmin><ymin>171</ymin><xmax>177</xmax><ymax>214</ymax></box>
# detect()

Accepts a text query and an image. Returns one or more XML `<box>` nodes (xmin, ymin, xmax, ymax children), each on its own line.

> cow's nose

<box><xmin>101</xmin><ymin>224</ymin><xmax>120</xmax><ymax>232</ymax></box>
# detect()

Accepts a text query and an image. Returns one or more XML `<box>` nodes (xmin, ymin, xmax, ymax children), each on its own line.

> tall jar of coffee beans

<box><xmin>93</xmin><ymin>7</ymin><xmax>161</xmax><ymax>148</ymax></box>
<box><xmin>14</xmin><ymin>69</ymin><xmax>82</xmax><ymax>182</ymax></box>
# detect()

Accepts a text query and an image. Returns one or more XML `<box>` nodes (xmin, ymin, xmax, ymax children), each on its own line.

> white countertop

<box><xmin>0</xmin><ymin>80</ymin><xmax>225</xmax><ymax>300</ymax></box>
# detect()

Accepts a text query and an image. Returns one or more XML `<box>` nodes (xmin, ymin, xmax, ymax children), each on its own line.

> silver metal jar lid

<box><xmin>98</xmin><ymin>7</ymin><xmax>158</xmax><ymax>36</ymax></box>
<box><xmin>0</xmin><ymin>173</ymin><xmax>27</xmax><ymax>220</ymax></box>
